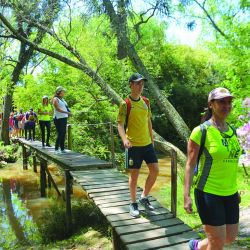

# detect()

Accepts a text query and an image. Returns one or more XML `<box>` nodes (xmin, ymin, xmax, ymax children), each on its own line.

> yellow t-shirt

<box><xmin>38</xmin><ymin>104</ymin><xmax>52</xmax><ymax>121</ymax></box>
<box><xmin>190</xmin><ymin>124</ymin><xmax>241</xmax><ymax>196</ymax></box>
<box><xmin>117</xmin><ymin>96</ymin><xmax>152</xmax><ymax>146</ymax></box>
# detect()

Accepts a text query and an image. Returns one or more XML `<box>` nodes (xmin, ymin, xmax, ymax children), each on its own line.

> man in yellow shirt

<box><xmin>117</xmin><ymin>73</ymin><xmax>159</xmax><ymax>217</ymax></box>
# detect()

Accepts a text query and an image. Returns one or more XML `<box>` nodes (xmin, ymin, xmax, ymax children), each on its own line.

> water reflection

<box><xmin>0</xmin><ymin>178</ymin><xmax>41</xmax><ymax>248</ymax></box>
<box><xmin>0</xmin><ymin>163</ymin><xmax>87</xmax><ymax>249</ymax></box>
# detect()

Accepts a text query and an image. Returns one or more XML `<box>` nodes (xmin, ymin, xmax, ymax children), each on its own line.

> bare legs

<box><xmin>129</xmin><ymin>163</ymin><xmax>159</xmax><ymax>202</ymax></box>
<box><xmin>197</xmin><ymin>223</ymin><xmax>238</xmax><ymax>250</ymax></box>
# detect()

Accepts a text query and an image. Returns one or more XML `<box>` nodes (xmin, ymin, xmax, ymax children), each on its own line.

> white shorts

<box><xmin>18</xmin><ymin>121</ymin><xmax>24</xmax><ymax>129</ymax></box>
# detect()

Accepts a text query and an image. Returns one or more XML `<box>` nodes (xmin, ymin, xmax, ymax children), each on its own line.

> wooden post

<box><xmin>171</xmin><ymin>149</ymin><xmax>177</xmax><ymax>217</ymax></box>
<box><xmin>47</xmin><ymin>168</ymin><xmax>52</xmax><ymax>189</ymax></box>
<box><xmin>67</xmin><ymin>124</ymin><xmax>72</xmax><ymax>150</ymax></box>
<box><xmin>22</xmin><ymin>145</ymin><xmax>28</xmax><ymax>170</ymax></box>
<box><xmin>33</xmin><ymin>153</ymin><xmax>37</xmax><ymax>173</ymax></box>
<box><xmin>65</xmin><ymin>169</ymin><xmax>72</xmax><ymax>234</ymax></box>
<box><xmin>40</xmin><ymin>159</ymin><xmax>47</xmax><ymax>197</ymax></box>
<box><xmin>112</xmin><ymin>227</ymin><xmax>120</xmax><ymax>250</ymax></box>
<box><xmin>110</xmin><ymin>122</ymin><xmax>115</xmax><ymax>168</ymax></box>
<box><xmin>45</xmin><ymin>167</ymin><xmax>61</xmax><ymax>196</ymax></box>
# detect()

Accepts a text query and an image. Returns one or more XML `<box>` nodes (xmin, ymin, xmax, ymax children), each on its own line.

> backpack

<box><xmin>194</xmin><ymin>120</ymin><xmax>237</xmax><ymax>175</ymax></box>
<box><xmin>17</xmin><ymin>113</ymin><xmax>24</xmax><ymax>121</ymax></box>
<box><xmin>124</xmin><ymin>96</ymin><xmax>150</xmax><ymax>130</ymax></box>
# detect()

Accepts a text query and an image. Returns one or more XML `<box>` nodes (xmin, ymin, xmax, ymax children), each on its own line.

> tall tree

<box><xmin>100</xmin><ymin>0</ymin><xmax>191</xmax><ymax>142</ymax></box>
<box><xmin>0</xmin><ymin>0</ymin><xmax>60</xmax><ymax>144</ymax></box>
<box><xmin>0</xmin><ymin>8</ymin><xmax>187</xmax><ymax>164</ymax></box>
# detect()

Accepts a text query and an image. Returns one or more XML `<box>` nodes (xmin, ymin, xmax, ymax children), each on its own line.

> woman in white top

<box><xmin>52</xmin><ymin>86</ymin><xmax>72</xmax><ymax>153</ymax></box>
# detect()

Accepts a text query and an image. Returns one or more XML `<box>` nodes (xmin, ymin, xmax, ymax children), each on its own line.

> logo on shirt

<box><xmin>221</xmin><ymin>137</ymin><xmax>241</xmax><ymax>160</ymax></box>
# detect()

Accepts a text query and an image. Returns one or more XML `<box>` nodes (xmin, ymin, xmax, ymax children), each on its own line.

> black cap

<box><xmin>129</xmin><ymin>73</ymin><xmax>147</xmax><ymax>83</ymax></box>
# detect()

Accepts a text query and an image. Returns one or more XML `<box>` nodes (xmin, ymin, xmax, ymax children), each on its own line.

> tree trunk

<box><xmin>103</xmin><ymin>0</ymin><xmax>191</xmax><ymax>142</ymax></box>
<box><xmin>0</xmin><ymin>92</ymin><xmax>13</xmax><ymax>144</ymax></box>
<box><xmin>0</xmin><ymin>2</ymin><xmax>60</xmax><ymax>145</ymax></box>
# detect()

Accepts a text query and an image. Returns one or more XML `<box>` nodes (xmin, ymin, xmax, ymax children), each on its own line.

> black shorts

<box><xmin>194</xmin><ymin>188</ymin><xmax>239</xmax><ymax>226</ymax></box>
<box><xmin>125</xmin><ymin>143</ymin><xmax>158</xmax><ymax>169</ymax></box>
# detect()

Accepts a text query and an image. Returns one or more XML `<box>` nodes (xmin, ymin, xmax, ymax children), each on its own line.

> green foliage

<box><xmin>0</xmin><ymin>142</ymin><xmax>19</xmax><ymax>164</ymax></box>
<box><xmin>7</xmin><ymin>2</ymin><xmax>249</xmax><ymax>157</ymax></box>
<box><xmin>37</xmin><ymin>199</ymin><xmax>109</xmax><ymax>243</ymax></box>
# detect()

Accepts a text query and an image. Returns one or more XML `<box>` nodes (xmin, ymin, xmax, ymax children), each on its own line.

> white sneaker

<box><xmin>54</xmin><ymin>150</ymin><xmax>62</xmax><ymax>155</ymax></box>
<box><xmin>129</xmin><ymin>203</ymin><xmax>140</xmax><ymax>217</ymax></box>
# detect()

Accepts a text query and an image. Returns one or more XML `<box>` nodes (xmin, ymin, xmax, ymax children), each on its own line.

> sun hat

<box><xmin>129</xmin><ymin>73</ymin><xmax>147</xmax><ymax>83</ymax></box>
<box><xmin>55</xmin><ymin>86</ymin><xmax>66</xmax><ymax>94</ymax></box>
<box><xmin>208</xmin><ymin>87</ymin><xmax>233</xmax><ymax>102</ymax></box>
<box><xmin>42</xmin><ymin>95</ymin><xmax>48</xmax><ymax>99</ymax></box>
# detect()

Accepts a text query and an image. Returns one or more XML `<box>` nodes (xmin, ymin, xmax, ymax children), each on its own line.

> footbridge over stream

<box><xmin>17</xmin><ymin>138</ymin><xmax>199</xmax><ymax>250</ymax></box>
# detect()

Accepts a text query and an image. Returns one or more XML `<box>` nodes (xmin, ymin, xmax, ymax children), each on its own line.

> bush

<box><xmin>0</xmin><ymin>142</ymin><xmax>19</xmax><ymax>164</ymax></box>
<box><xmin>37</xmin><ymin>199</ymin><xmax>109</xmax><ymax>243</ymax></box>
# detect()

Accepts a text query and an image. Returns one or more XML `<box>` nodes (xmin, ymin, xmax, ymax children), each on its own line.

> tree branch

<box><xmin>193</xmin><ymin>0</ymin><xmax>229</xmax><ymax>39</ymax></box>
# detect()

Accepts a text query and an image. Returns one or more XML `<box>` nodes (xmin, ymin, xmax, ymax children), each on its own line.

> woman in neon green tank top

<box><xmin>184</xmin><ymin>87</ymin><xmax>241</xmax><ymax>250</ymax></box>
<box><xmin>38</xmin><ymin>96</ymin><xmax>52</xmax><ymax>147</ymax></box>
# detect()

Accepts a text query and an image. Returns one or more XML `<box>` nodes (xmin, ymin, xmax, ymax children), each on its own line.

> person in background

<box><xmin>38</xmin><ymin>96</ymin><xmax>52</xmax><ymax>147</ymax></box>
<box><xmin>24</xmin><ymin>108</ymin><xmax>37</xmax><ymax>141</ymax></box>
<box><xmin>184</xmin><ymin>87</ymin><xmax>241</xmax><ymax>250</ymax></box>
<box><xmin>9</xmin><ymin>112</ymin><xmax>14</xmax><ymax>138</ymax></box>
<box><xmin>52</xmin><ymin>86</ymin><xmax>72</xmax><ymax>154</ymax></box>
<box><xmin>117</xmin><ymin>73</ymin><xmax>159</xmax><ymax>218</ymax></box>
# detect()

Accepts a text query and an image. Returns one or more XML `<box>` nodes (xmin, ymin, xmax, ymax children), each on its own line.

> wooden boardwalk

<box><xmin>17</xmin><ymin>138</ymin><xmax>198</xmax><ymax>249</ymax></box>
<box><xmin>71</xmin><ymin>169</ymin><xmax>198</xmax><ymax>249</ymax></box>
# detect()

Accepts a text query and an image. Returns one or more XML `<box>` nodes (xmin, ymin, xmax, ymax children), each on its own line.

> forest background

<box><xmin>0</xmin><ymin>0</ymin><xmax>249</xmax><ymax>163</ymax></box>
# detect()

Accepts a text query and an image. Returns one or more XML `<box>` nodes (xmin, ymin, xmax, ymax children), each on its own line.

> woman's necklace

<box><xmin>211</xmin><ymin>118</ymin><xmax>234</xmax><ymax>139</ymax></box>
<box><xmin>211</xmin><ymin>118</ymin><xmax>227</xmax><ymax>132</ymax></box>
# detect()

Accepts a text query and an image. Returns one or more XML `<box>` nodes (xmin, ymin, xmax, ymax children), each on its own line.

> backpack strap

<box><xmin>228</xmin><ymin>123</ymin><xmax>237</xmax><ymax>136</ymax></box>
<box><xmin>124</xmin><ymin>96</ymin><xmax>150</xmax><ymax>130</ymax></box>
<box><xmin>141</xmin><ymin>96</ymin><xmax>150</xmax><ymax>108</ymax></box>
<box><xmin>194</xmin><ymin>120</ymin><xmax>211</xmax><ymax>175</ymax></box>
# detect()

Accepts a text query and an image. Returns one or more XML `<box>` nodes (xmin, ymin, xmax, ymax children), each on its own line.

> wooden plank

<box><xmin>74</xmin><ymin>170</ymin><xmax>124</xmax><ymax>176</ymax></box>
<box><xmin>106</xmin><ymin>208</ymin><xmax>171</xmax><ymax>223</ymax></box>
<box><xmin>115</xmin><ymin>217</ymin><xmax>183</xmax><ymax>236</ymax></box>
<box><xmin>92</xmin><ymin>191</ymin><xmax>145</xmax><ymax>202</ymax></box>
<box><xmin>86</xmin><ymin>184</ymin><xmax>129</xmax><ymax>194</ymax></box>
<box><xmin>94</xmin><ymin>195</ymin><xmax>156</xmax><ymax>207</ymax></box>
<box><xmin>98</xmin><ymin>198</ymin><xmax>158</xmax><ymax>209</ymax></box>
<box><xmin>81</xmin><ymin>181</ymin><xmax>128</xmax><ymax>189</ymax></box>
<box><xmin>89</xmin><ymin>189</ymin><xmax>131</xmax><ymax>198</ymax></box>
<box><xmin>120</xmin><ymin>224</ymin><xmax>192</xmax><ymax>245</ymax></box>
<box><xmin>158</xmin><ymin>242</ymin><xmax>191</xmax><ymax>249</ymax></box>
<box><xmin>77</xmin><ymin>178</ymin><xmax>128</xmax><ymax>186</ymax></box>
<box><xmin>126</xmin><ymin>231</ymin><xmax>198</xmax><ymax>250</ymax></box>
<box><xmin>71</xmin><ymin>169</ymin><xmax>121</xmax><ymax>175</ymax></box>
<box><xmin>73</xmin><ymin>173</ymin><xmax>126</xmax><ymax>180</ymax></box>
<box><xmin>70</xmin><ymin>169</ymin><xmax>124</xmax><ymax>175</ymax></box>
<box><xmin>100</xmin><ymin>204</ymin><xmax>165</xmax><ymax>216</ymax></box>
<box><xmin>111</xmin><ymin>213</ymin><xmax>173</xmax><ymax>227</ymax></box>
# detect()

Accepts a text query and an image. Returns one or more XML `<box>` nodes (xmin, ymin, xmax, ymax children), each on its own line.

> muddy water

<box><xmin>0</xmin><ymin>156</ymin><xmax>171</xmax><ymax>248</ymax></box>
<box><xmin>0</xmin><ymin>162</ymin><xmax>86</xmax><ymax>248</ymax></box>
<box><xmin>137</xmin><ymin>155</ymin><xmax>171</xmax><ymax>193</ymax></box>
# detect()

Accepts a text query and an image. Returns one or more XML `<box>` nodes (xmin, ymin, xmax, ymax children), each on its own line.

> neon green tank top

<box><xmin>38</xmin><ymin>104</ymin><xmax>52</xmax><ymax>121</ymax></box>
<box><xmin>190</xmin><ymin>123</ymin><xmax>241</xmax><ymax>196</ymax></box>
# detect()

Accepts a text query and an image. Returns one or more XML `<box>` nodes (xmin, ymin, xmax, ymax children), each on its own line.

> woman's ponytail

<box><xmin>201</xmin><ymin>107</ymin><xmax>212</xmax><ymax>123</ymax></box>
